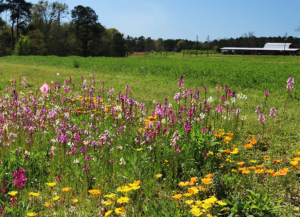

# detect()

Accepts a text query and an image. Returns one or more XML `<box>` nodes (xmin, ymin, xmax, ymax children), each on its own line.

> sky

<box><xmin>2</xmin><ymin>0</ymin><xmax>300</xmax><ymax>41</ymax></box>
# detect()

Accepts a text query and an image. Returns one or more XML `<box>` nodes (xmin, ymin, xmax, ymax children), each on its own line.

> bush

<box><xmin>73</xmin><ymin>60</ymin><xmax>80</xmax><ymax>68</ymax></box>
<box><xmin>15</xmin><ymin>35</ymin><xmax>30</xmax><ymax>56</ymax></box>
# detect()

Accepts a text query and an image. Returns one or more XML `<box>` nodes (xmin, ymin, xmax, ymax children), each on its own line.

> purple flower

<box><xmin>109</xmin><ymin>159</ymin><xmax>114</xmax><ymax>164</ymax></box>
<box><xmin>201</xmin><ymin>127</ymin><xmax>207</xmax><ymax>133</ymax></box>
<box><xmin>264</xmin><ymin>90</ymin><xmax>269</xmax><ymax>97</ymax></box>
<box><xmin>286</xmin><ymin>77</ymin><xmax>295</xmax><ymax>91</ymax></box>
<box><xmin>203</xmin><ymin>86</ymin><xmax>207</xmax><ymax>91</ymax></box>
<box><xmin>82</xmin><ymin>121</ymin><xmax>86</xmax><ymax>125</ymax></box>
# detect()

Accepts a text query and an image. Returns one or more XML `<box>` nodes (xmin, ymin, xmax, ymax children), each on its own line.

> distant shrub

<box><xmin>15</xmin><ymin>35</ymin><xmax>30</xmax><ymax>56</ymax></box>
<box><xmin>73</xmin><ymin>60</ymin><xmax>80</xmax><ymax>68</ymax></box>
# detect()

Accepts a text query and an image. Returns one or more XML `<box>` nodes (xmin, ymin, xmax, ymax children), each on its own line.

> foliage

<box><xmin>220</xmin><ymin>190</ymin><xmax>283</xmax><ymax>217</ymax></box>
<box><xmin>15</xmin><ymin>35</ymin><xmax>30</xmax><ymax>55</ymax></box>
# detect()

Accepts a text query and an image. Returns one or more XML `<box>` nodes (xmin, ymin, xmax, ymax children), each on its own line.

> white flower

<box><xmin>207</xmin><ymin>96</ymin><xmax>214</xmax><ymax>103</ymax></box>
<box><xmin>200</xmin><ymin>113</ymin><xmax>205</xmax><ymax>119</ymax></box>
<box><xmin>118</xmin><ymin>113</ymin><xmax>122</xmax><ymax>120</ymax></box>
<box><xmin>119</xmin><ymin>158</ymin><xmax>126</xmax><ymax>165</ymax></box>
<box><xmin>57</xmin><ymin>73</ymin><xmax>59</xmax><ymax>76</ymax></box>
<box><xmin>168</xmin><ymin>103</ymin><xmax>172</xmax><ymax>108</ymax></box>
<box><xmin>161</xmin><ymin>119</ymin><xmax>166</xmax><ymax>124</ymax></box>
<box><xmin>153</xmin><ymin>100</ymin><xmax>157</xmax><ymax>104</ymax></box>
<box><xmin>73</xmin><ymin>159</ymin><xmax>79</xmax><ymax>163</ymax></box>
<box><xmin>51</xmin><ymin>146</ymin><xmax>57</xmax><ymax>150</ymax></box>
<box><xmin>242</xmin><ymin>116</ymin><xmax>246</xmax><ymax>121</ymax></box>
<box><xmin>231</xmin><ymin>98</ymin><xmax>236</xmax><ymax>103</ymax></box>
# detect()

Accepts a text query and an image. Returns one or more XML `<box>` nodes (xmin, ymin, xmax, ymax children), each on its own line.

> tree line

<box><xmin>0</xmin><ymin>1</ymin><xmax>299</xmax><ymax>57</ymax></box>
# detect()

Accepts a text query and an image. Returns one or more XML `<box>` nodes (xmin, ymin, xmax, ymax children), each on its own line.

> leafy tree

<box><xmin>111</xmin><ymin>32</ymin><xmax>126</xmax><ymax>57</ymax></box>
<box><xmin>3</xmin><ymin>0</ymin><xmax>32</xmax><ymax>50</ymax></box>
<box><xmin>71</xmin><ymin>5</ymin><xmax>99</xmax><ymax>57</ymax></box>
<box><xmin>15</xmin><ymin>34</ymin><xmax>29</xmax><ymax>55</ymax></box>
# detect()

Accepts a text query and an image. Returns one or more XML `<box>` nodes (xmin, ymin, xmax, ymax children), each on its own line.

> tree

<box><xmin>31</xmin><ymin>1</ymin><xmax>68</xmax><ymax>42</ymax></box>
<box><xmin>15</xmin><ymin>34</ymin><xmax>29</xmax><ymax>55</ymax></box>
<box><xmin>4</xmin><ymin>0</ymin><xmax>32</xmax><ymax>50</ymax></box>
<box><xmin>71</xmin><ymin>5</ymin><xmax>99</xmax><ymax>57</ymax></box>
<box><xmin>111</xmin><ymin>32</ymin><xmax>125</xmax><ymax>57</ymax></box>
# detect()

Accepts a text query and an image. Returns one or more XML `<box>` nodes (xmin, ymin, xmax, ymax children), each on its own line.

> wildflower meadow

<box><xmin>0</xmin><ymin>55</ymin><xmax>299</xmax><ymax>216</ymax></box>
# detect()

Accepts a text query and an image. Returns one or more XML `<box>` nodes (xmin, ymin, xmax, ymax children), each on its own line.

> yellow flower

<box><xmin>250</xmin><ymin>160</ymin><xmax>257</xmax><ymax>163</ymax></box>
<box><xmin>104</xmin><ymin>193</ymin><xmax>116</xmax><ymax>199</ymax></box>
<box><xmin>188</xmin><ymin>187</ymin><xmax>199</xmax><ymax>194</ymax></box>
<box><xmin>231</xmin><ymin>148</ymin><xmax>239</xmax><ymax>154</ymax></box>
<box><xmin>117</xmin><ymin>197</ymin><xmax>130</xmax><ymax>204</ymax></box>
<box><xmin>217</xmin><ymin>201</ymin><xmax>227</xmax><ymax>206</ymax></box>
<box><xmin>116</xmin><ymin>185</ymin><xmax>132</xmax><ymax>193</ymax></box>
<box><xmin>71</xmin><ymin>199</ymin><xmax>78</xmax><ymax>203</ymax></box>
<box><xmin>53</xmin><ymin>196</ymin><xmax>60</xmax><ymax>201</ymax></box>
<box><xmin>290</xmin><ymin>161</ymin><xmax>298</xmax><ymax>166</ymax></box>
<box><xmin>8</xmin><ymin>191</ymin><xmax>18</xmax><ymax>196</ymax></box>
<box><xmin>103</xmin><ymin>200</ymin><xmax>114</xmax><ymax>205</ymax></box>
<box><xmin>131</xmin><ymin>185</ymin><xmax>140</xmax><ymax>190</ymax></box>
<box><xmin>115</xmin><ymin>207</ymin><xmax>126</xmax><ymax>215</ymax></box>
<box><xmin>189</xmin><ymin>207</ymin><xmax>203</xmax><ymax>216</ymax></box>
<box><xmin>105</xmin><ymin>210</ymin><xmax>113</xmax><ymax>217</ymax></box>
<box><xmin>231</xmin><ymin>169</ymin><xmax>237</xmax><ymax>172</ymax></box>
<box><xmin>29</xmin><ymin>192</ymin><xmax>39</xmax><ymax>197</ymax></box>
<box><xmin>208</xmin><ymin>151</ymin><xmax>214</xmax><ymax>155</ymax></box>
<box><xmin>46</xmin><ymin>182</ymin><xmax>56</xmax><ymax>187</ymax></box>
<box><xmin>198</xmin><ymin>186</ymin><xmax>207</xmax><ymax>192</ymax></box>
<box><xmin>183</xmin><ymin>193</ymin><xmax>192</xmax><ymax>197</ymax></box>
<box><xmin>185</xmin><ymin>200</ymin><xmax>194</xmax><ymax>205</ymax></box>
<box><xmin>88</xmin><ymin>189</ymin><xmax>101</xmax><ymax>195</ymax></box>
<box><xmin>43</xmin><ymin>202</ymin><xmax>51</xmax><ymax>207</ymax></box>
<box><xmin>156</xmin><ymin>174</ymin><xmax>162</xmax><ymax>178</ymax></box>
<box><xmin>27</xmin><ymin>213</ymin><xmax>37</xmax><ymax>217</ymax></box>
<box><xmin>62</xmin><ymin>187</ymin><xmax>72</xmax><ymax>192</ymax></box>
<box><xmin>136</xmin><ymin>148</ymin><xmax>143</xmax><ymax>151</ymax></box>
<box><xmin>178</xmin><ymin>181</ymin><xmax>189</xmax><ymax>187</ymax></box>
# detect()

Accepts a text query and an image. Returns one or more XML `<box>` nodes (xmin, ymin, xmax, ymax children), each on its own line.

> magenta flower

<box><xmin>264</xmin><ymin>90</ymin><xmax>269</xmax><ymax>97</ymax></box>
<box><xmin>286</xmin><ymin>77</ymin><xmax>295</xmax><ymax>91</ymax></box>
<box><xmin>201</xmin><ymin>127</ymin><xmax>207</xmax><ymax>133</ymax></box>
<box><xmin>13</xmin><ymin>169</ymin><xmax>27</xmax><ymax>188</ymax></box>
<box><xmin>109</xmin><ymin>159</ymin><xmax>114</xmax><ymax>164</ymax></box>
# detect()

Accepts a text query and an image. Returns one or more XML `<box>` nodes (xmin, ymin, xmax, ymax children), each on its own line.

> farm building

<box><xmin>220</xmin><ymin>43</ymin><xmax>299</xmax><ymax>55</ymax></box>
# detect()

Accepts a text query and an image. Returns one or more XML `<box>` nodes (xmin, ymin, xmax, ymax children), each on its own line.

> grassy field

<box><xmin>0</xmin><ymin>55</ymin><xmax>299</xmax><ymax>216</ymax></box>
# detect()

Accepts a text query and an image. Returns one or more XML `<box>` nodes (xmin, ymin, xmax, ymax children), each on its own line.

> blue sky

<box><xmin>2</xmin><ymin>0</ymin><xmax>300</xmax><ymax>41</ymax></box>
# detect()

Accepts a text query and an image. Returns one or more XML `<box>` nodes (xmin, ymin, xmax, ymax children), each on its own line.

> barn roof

<box><xmin>220</xmin><ymin>43</ymin><xmax>299</xmax><ymax>51</ymax></box>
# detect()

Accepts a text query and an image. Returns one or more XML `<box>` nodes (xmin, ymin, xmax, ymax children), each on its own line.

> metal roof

<box><xmin>220</xmin><ymin>43</ymin><xmax>299</xmax><ymax>51</ymax></box>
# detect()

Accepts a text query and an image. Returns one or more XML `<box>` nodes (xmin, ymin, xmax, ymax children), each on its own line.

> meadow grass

<box><xmin>0</xmin><ymin>55</ymin><xmax>299</xmax><ymax>216</ymax></box>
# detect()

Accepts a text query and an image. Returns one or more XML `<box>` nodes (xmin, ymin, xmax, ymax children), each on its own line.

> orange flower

<box><xmin>237</xmin><ymin>162</ymin><xmax>245</xmax><ymax>166</ymax></box>
<box><xmin>255</xmin><ymin>169</ymin><xmax>264</xmax><ymax>174</ymax></box>
<box><xmin>248</xmin><ymin>166</ymin><xmax>256</xmax><ymax>170</ymax></box>
<box><xmin>249</xmin><ymin>135</ymin><xmax>255</xmax><ymax>138</ymax></box>
<box><xmin>293</xmin><ymin>166</ymin><xmax>300</xmax><ymax>169</ymax></box>
<box><xmin>297</xmin><ymin>151</ymin><xmax>300</xmax><ymax>156</ymax></box>
<box><xmin>266</xmin><ymin>169</ymin><xmax>274</xmax><ymax>174</ymax></box>
<box><xmin>190</xmin><ymin>177</ymin><xmax>197</xmax><ymax>182</ymax></box>
<box><xmin>227</xmin><ymin>133</ymin><xmax>233</xmax><ymax>137</ymax></box>
<box><xmin>189</xmin><ymin>181</ymin><xmax>195</xmax><ymax>186</ymax></box>
<box><xmin>244</xmin><ymin>144</ymin><xmax>253</xmax><ymax>149</ymax></box>
<box><xmin>273</xmin><ymin>160</ymin><xmax>281</xmax><ymax>164</ymax></box>
<box><xmin>256</xmin><ymin>165</ymin><xmax>264</xmax><ymax>169</ymax></box>
<box><xmin>164</xmin><ymin>160</ymin><xmax>169</xmax><ymax>163</ymax></box>
<box><xmin>205</xmin><ymin>174</ymin><xmax>213</xmax><ymax>179</ymax></box>
<box><xmin>172</xmin><ymin>194</ymin><xmax>182</xmax><ymax>200</ymax></box>
<box><xmin>249</xmin><ymin>139</ymin><xmax>257</xmax><ymax>145</ymax></box>
<box><xmin>88</xmin><ymin>189</ymin><xmax>101</xmax><ymax>195</ymax></box>
<box><xmin>238</xmin><ymin>167</ymin><xmax>247</xmax><ymax>171</ymax></box>
<box><xmin>224</xmin><ymin>149</ymin><xmax>231</xmax><ymax>153</ymax></box>
<box><xmin>215</xmin><ymin>133</ymin><xmax>222</xmax><ymax>138</ymax></box>
<box><xmin>43</xmin><ymin>202</ymin><xmax>51</xmax><ymax>207</ymax></box>
<box><xmin>62</xmin><ymin>187</ymin><xmax>72</xmax><ymax>192</ymax></box>
<box><xmin>272</xmin><ymin>172</ymin><xmax>280</xmax><ymax>176</ymax></box>
<box><xmin>264</xmin><ymin>158</ymin><xmax>270</xmax><ymax>161</ymax></box>
<box><xmin>134</xmin><ymin>180</ymin><xmax>141</xmax><ymax>185</ymax></box>
<box><xmin>231</xmin><ymin>144</ymin><xmax>236</xmax><ymax>148</ymax></box>
<box><xmin>201</xmin><ymin>178</ymin><xmax>212</xmax><ymax>185</ymax></box>
<box><xmin>242</xmin><ymin>170</ymin><xmax>250</xmax><ymax>174</ymax></box>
